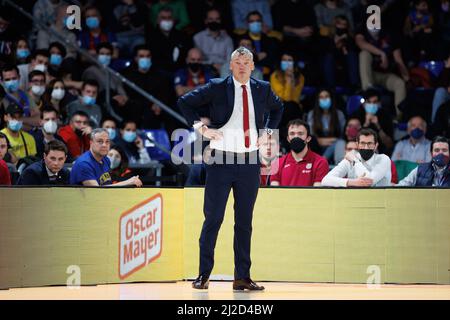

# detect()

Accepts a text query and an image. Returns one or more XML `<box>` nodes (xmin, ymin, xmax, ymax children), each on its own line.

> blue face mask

<box><xmin>432</xmin><ymin>153</ymin><xmax>449</xmax><ymax>168</ymax></box>
<box><xmin>249</xmin><ymin>21</ymin><xmax>262</xmax><ymax>34</ymax></box>
<box><xmin>82</xmin><ymin>95</ymin><xmax>96</xmax><ymax>105</ymax></box>
<box><xmin>138</xmin><ymin>57</ymin><xmax>152</xmax><ymax>71</ymax></box>
<box><xmin>280</xmin><ymin>60</ymin><xmax>294</xmax><ymax>72</ymax></box>
<box><xmin>86</xmin><ymin>17</ymin><xmax>100</xmax><ymax>29</ymax></box>
<box><xmin>123</xmin><ymin>130</ymin><xmax>137</xmax><ymax>143</ymax></box>
<box><xmin>107</xmin><ymin>128</ymin><xmax>116</xmax><ymax>140</ymax></box>
<box><xmin>98</xmin><ymin>54</ymin><xmax>111</xmax><ymax>66</ymax></box>
<box><xmin>410</xmin><ymin>128</ymin><xmax>425</xmax><ymax>140</ymax></box>
<box><xmin>4</xmin><ymin>79</ymin><xmax>20</xmax><ymax>92</ymax></box>
<box><xmin>364</xmin><ymin>103</ymin><xmax>379</xmax><ymax>115</ymax></box>
<box><xmin>16</xmin><ymin>49</ymin><xmax>30</xmax><ymax>59</ymax></box>
<box><xmin>50</xmin><ymin>54</ymin><xmax>62</xmax><ymax>66</ymax></box>
<box><xmin>319</xmin><ymin>98</ymin><xmax>332</xmax><ymax>110</ymax></box>
<box><xmin>8</xmin><ymin>119</ymin><xmax>23</xmax><ymax>132</ymax></box>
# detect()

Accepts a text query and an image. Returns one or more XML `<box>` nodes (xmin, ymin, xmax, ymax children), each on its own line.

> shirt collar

<box><xmin>233</xmin><ymin>77</ymin><xmax>250</xmax><ymax>89</ymax></box>
<box><xmin>45</xmin><ymin>164</ymin><xmax>58</xmax><ymax>177</ymax></box>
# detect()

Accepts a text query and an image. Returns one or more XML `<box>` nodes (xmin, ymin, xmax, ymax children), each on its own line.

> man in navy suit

<box><xmin>178</xmin><ymin>47</ymin><xmax>283</xmax><ymax>291</ymax></box>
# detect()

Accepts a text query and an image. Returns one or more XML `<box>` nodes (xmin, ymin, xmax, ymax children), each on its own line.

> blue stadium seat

<box><xmin>418</xmin><ymin>60</ymin><xmax>445</xmax><ymax>79</ymax></box>
<box><xmin>141</xmin><ymin>129</ymin><xmax>172</xmax><ymax>161</ymax></box>
<box><xmin>346</xmin><ymin>95</ymin><xmax>364</xmax><ymax>116</ymax></box>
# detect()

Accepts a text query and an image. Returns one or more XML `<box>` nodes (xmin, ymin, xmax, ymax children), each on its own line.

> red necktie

<box><xmin>241</xmin><ymin>84</ymin><xmax>250</xmax><ymax>148</ymax></box>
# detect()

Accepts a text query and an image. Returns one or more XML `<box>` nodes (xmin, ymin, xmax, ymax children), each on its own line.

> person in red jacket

<box><xmin>0</xmin><ymin>132</ymin><xmax>11</xmax><ymax>185</ymax></box>
<box><xmin>58</xmin><ymin>111</ymin><xmax>91</xmax><ymax>160</ymax></box>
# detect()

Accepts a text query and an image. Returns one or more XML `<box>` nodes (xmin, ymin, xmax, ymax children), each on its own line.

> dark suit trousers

<box><xmin>199</xmin><ymin>152</ymin><xmax>260</xmax><ymax>280</ymax></box>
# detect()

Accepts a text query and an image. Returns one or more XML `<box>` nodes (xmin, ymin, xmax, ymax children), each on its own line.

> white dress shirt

<box><xmin>207</xmin><ymin>77</ymin><xmax>258</xmax><ymax>153</ymax></box>
<box><xmin>321</xmin><ymin>151</ymin><xmax>392</xmax><ymax>187</ymax></box>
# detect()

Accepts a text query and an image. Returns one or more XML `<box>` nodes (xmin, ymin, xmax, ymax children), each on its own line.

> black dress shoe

<box><xmin>233</xmin><ymin>278</ymin><xmax>265</xmax><ymax>291</ymax></box>
<box><xmin>192</xmin><ymin>275</ymin><xmax>209</xmax><ymax>289</ymax></box>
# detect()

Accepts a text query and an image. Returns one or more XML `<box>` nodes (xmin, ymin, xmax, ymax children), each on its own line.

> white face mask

<box><xmin>160</xmin><ymin>19</ymin><xmax>174</xmax><ymax>32</ymax></box>
<box><xmin>31</xmin><ymin>85</ymin><xmax>46</xmax><ymax>96</ymax></box>
<box><xmin>43</xmin><ymin>120</ymin><xmax>58</xmax><ymax>134</ymax></box>
<box><xmin>51</xmin><ymin>88</ymin><xmax>65</xmax><ymax>100</ymax></box>
<box><xmin>33</xmin><ymin>64</ymin><xmax>47</xmax><ymax>72</ymax></box>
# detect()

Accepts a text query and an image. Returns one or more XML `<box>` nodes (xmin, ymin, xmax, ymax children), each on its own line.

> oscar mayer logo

<box><xmin>119</xmin><ymin>194</ymin><xmax>163</xmax><ymax>279</ymax></box>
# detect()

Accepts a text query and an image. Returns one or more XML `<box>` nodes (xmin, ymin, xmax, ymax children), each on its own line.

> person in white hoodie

<box><xmin>321</xmin><ymin>128</ymin><xmax>391</xmax><ymax>187</ymax></box>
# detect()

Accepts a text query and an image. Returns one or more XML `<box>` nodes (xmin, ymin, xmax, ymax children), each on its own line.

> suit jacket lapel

<box><xmin>226</xmin><ymin>75</ymin><xmax>235</xmax><ymax>120</ymax></box>
<box><xmin>250</xmin><ymin>77</ymin><xmax>261</xmax><ymax>128</ymax></box>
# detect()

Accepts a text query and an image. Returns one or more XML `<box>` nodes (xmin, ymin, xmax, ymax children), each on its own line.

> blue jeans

<box><xmin>432</xmin><ymin>87</ymin><xmax>450</xmax><ymax>123</ymax></box>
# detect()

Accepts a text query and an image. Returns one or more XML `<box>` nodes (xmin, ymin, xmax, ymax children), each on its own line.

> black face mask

<box><xmin>359</xmin><ymin>149</ymin><xmax>374</xmax><ymax>161</ymax></box>
<box><xmin>335</xmin><ymin>28</ymin><xmax>348</xmax><ymax>36</ymax></box>
<box><xmin>207</xmin><ymin>22</ymin><xmax>221</xmax><ymax>31</ymax></box>
<box><xmin>188</xmin><ymin>63</ymin><xmax>201</xmax><ymax>73</ymax></box>
<box><xmin>74</xmin><ymin>128</ymin><xmax>83</xmax><ymax>137</ymax></box>
<box><xmin>290</xmin><ymin>137</ymin><xmax>306</xmax><ymax>154</ymax></box>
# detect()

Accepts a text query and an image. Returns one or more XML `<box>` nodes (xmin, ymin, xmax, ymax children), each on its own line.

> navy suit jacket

<box><xmin>177</xmin><ymin>76</ymin><xmax>283</xmax><ymax>133</ymax></box>
<box><xmin>17</xmin><ymin>160</ymin><xmax>70</xmax><ymax>185</ymax></box>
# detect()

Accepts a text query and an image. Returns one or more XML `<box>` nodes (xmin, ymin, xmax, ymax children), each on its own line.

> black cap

<box><xmin>5</xmin><ymin>103</ymin><xmax>24</xmax><ymax>115</ymax></box>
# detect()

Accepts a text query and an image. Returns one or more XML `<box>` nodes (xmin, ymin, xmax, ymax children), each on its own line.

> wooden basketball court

<box><xmin>0</xmin><ymin>281</ymin><xmax>449</xmax><ymax>300</ymax></box>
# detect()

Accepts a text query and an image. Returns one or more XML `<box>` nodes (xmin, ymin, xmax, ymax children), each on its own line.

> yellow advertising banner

<box><xmin>0</xmin><ymin>187</ymin><xmax>449</xmax><ymax>289</ymax></box>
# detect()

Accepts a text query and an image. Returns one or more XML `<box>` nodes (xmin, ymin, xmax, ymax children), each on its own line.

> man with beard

<box><xmin>58</xmin><ymin>111</ymin><xmax>91</xmax><ymax>160</ymax></box>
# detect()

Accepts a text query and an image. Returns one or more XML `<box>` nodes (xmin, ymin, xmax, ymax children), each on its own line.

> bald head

<box><xmin>187</xmin><ymin>48</ymin><xmax>203</xmax><ymax>64</ymax></box>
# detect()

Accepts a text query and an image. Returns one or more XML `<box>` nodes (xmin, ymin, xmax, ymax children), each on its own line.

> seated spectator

<box><xmin>32</xmin><ymin>0</ymin><xmax>67</xmax><ymax>41</ymax></box>
<box><xmin>30</xmin><ymin>106</ymin><xmax>65</xmax><ymax>159</ymax></box>
<box><xmin>70</xmin><ymin>128</ymin><xmax>142</xmax><ymax>187</ymax></box>
<box><xmin>148</xmin><ymin>6</ymin><xmax>192</xmax><ymax>73</ymax></box>
<box><xmin>307</xmin><ymin>89</ymin><xmax>346</xmax><ymax>162</ymax></box>
<box><xmin>334</xmin><ymin>117</ymin><xmax>362</xmax><ymax>164</ymax></box>
<box><xmin>392</xmin><ymin>115</ymin><xmax>431</xmax><ymax>163</ymax></box>
<box><xmin>26</xmin><ymin>70</ymin><xmax>47</xmax><ymax>124</ymax></box>
<box><xmin>150</xmin><ymin>0</ymin><xmax>191</xmax><ymax>31</ymax></box>
<box><xmin>0</xmin><ymin>64</ymin><xmax>34</xmax><ymax>130</ymax></box>
<box><xmin>186</xmin><ymin>0</ymin><xmax>233</xmax><ymax>34</ymax></box>
<box><xmin>66</xmin><ymin>79</ymin><xmax>102</xmax><ymax>128</ymax></box>
<box><xmin>231</xmin><ymin>0</ymin><xmax>273</xmax><ymax>31</ymax></box>
<box><xmin>314</xmin><ymin>0</ymin><xmax>354</xmax><ymax>35</ymax></box>
<box><xmin>0</xmin><ymin>103</ymin><xmax>37</xmax><ymax>163</ymax></box>
<box><xmin>14</xmin><ymin>37</ymin><xmax>31</xmax><ymax>65</ymax></box>
<box><xmin>78</xmin><ymin>5</ymin><xmax>119</xmax><ymax>58</ymax></box>
<box><xmin>17</xmin><ymin>49</ymin><xmax>49</xmax><ymax>91</ymax></box>
<box><xmin>193</xmin><ymin>8</ymin><xmax>234</xmax><ymax>73</ymax></box>
<box><xmin>397</xmin><ymin>136</ymin><xmax>450</xmax><ymax>187</ymax></box>
<box><xmin>36</xmin><ymin>3</ymin><xmax>78</xmax><ymax>59</ymax></box>
<box><xmin>41</xmin><ymin>78</ymin><xmax>71</xmax><ymax>123</ymax></box>
<box><xmin>431</xmin><ymin>54</ymin><xmax>450</xmax><ymax>123</ymax></box>
<box><xmin>101</xmin><ymin>118</ymin><xmax>119</xmax><ymax>144</ymax></box>
<box><xmin>354</xmin><ymin>88</ymin><xmax>394</xmax><ymax>155</ymax></box>
<box><xmin>321</xmin><ymin>14</ymin><xmax>359</xmax><ymax>89</ymax></box>
<box><xmin>355</xmin><ymin>24</ymin><xmax>408</xmax><ymax>118</ymax></box>
<box><xmin>432</xmin><ymin>98</ymin><xmax>450</xmax><ymax>139</ymax></box>
<box><xmin>58</xmin><ymin>111</ymin><xmax>91</xmax><ymax>160</ymax></box>
<box><xmin>82</xmin><ymin>42</ymin><xmax>129</xmax><ymax>110</ymax></box>
<box><xmin>175</xmin><ymin>48</ymin><xmax>215</xmax><ymax>98</ymax></box>
<box><xmin>220</xmin><ymin>36</ymin><xmax>264</xmax><ymax>80</ymax></box>
<box><xmin>321</xmin><ymin>128</ymin><xmax>392</xmax><ymax>187</ymax></box>
<box><xmin>115</xmin><ymin>120</ymin><xmax>151</xmax><ymax>165</ymax></box>
<box><xmin>0</xmin><ymin>6</ymin><xmax>17</xmax><ymax>63</ymax></box>
<box><xmin>17</xmin><ymin>140</ymin><xmax>69</xmax><ymax>185</ymax></box>
<box><xmin>270</xmin><ymin>53</ymin><xmax>305</xmax><ymax>105</ymax></box>
<box><xmin>403</xmin><ymin>0</ymin><xmax>439</xmax><ymax>63</ymax></box>
<box><xmin>437</xmin><ymin>0</ymin><xmax>450</xmax><ymax>55</ymax></box>
<box><xmin>0</xmin><ymin>132</ymin><xmax>11</xmax><ymax>185</ymax></box>
<box><xmin>112</xmin><ymin>0</ymin><xmax>147</xmax><ymax>57</ymax></box>
<box><xmin>270</xmin><ymin>119</ymin><xmax>329</xmax><ymax>187</ymax></box>
<box><xmin>121</xmin><ymin>45</ymin><xmax>172</xmax><ymax>128</ymax></box>
<box><xmin>108</xmin><ymin>145</ymin><xmax>134</xmax><ymax>183</ymax></box>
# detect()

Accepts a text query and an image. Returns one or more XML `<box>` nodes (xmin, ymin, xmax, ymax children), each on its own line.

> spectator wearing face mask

<box><xmin>193</xmin><ymin>8</ymin><xmax>234</xmax><ymax>73</ymax></box>
<box><xmin>30</xmin><ymin>106</ymin><xmax>65</xmax><ymax>159</ymax></box>
<box><xmin>101</xmin><ymin>118</ymin><xmax>119</xmax><ymax>146</ymax></box>
<box><xmin>334</xmin><ymin>117</ymin><xmax>362</xmax><ymax>164</ymax></box>
<box><xmin>27</xmin><ymin>70</ymin><xmax>47</xmax><ymax>118</ymax></box>
<box><xmin>82</xmin><ymin>42</ymin><xmax>128</xmax><ymax>110</ymax></box>
<box><xmin>307</xmin><ymin>89</ymin><xmax>346</xmax><ymax>162</ymax></box>
<box><xmin>0</xmin><ymin>64</ymin><xmax>33</xmax><ymax>130</ymax></box>
<box><xmin>17</xmin><ymin>49</ymin><xmax>50</xmax><ymax>91</ymax></box>
<box><xmin>108</xmin><ymin>145</ymin><xmax>134</xmax><ymax>184</ymax></box>
<box><xmin>115</xmin><ymin>119</ymin><xmax>151</xmax><ymax>165</ymax></box>
<box><xmin>321</xmin><ymin>128</ymin><xmax>391</xmax><ymax>187</ymax></box>
<box><xmin>78</xmin><ymin>6</ymin><xmax>119</xmax><ymax>58</ymax></box>
<box><xmin>47</xmin><ymin>42</ymin><xmax>66</xmax><ymax>73</ymax></box>
<box><xmin>397</xmin><ymin>136</ymin><xmax>450</xmax><ymax>187</ymax></box>
<box><xmin>354</xmin><ymin>88</ymin><xmax>394</xmax><ymax>155</ymax></box>
<box><xmin>42</xmin><ymin>78</ymin><xmax>71</xmax><ymax>123</ymax></box>
<box><xmin>58</xmin><ymin>111</ymin><xmax>91</xmax><ymax>160</ymax></box>
<box><xmin>17</xmin><ymin>139</ymin><xmax>69</xmax><ymax>185</ymax></box>
<box><xmin>150</xmin><ymin>0</ymin><xmax>190</xmax><ymax>31</ymax></box>
<box><xmin>0</xmin><ymin>103</ymin><xmax>37</xmax><ymax>163</ymax></box>
<box><xmin>0</xmin><ymin>132</ymin><xmax>11</xmax><ymax>185</ymax></box>
<box><xmin>14</xmin><ymin>37</ymin><xmax>31</xmax><ymax>66</ymax></box>
<box><xmin>148</xmin><ymin>6</ymin><xmax>192</xmax><ymax>74</ymax></box>
<box><xmin>270</xmin><ymin>119</ymin><xmax>329</xmax><ymax>187</ymax></box>
<box><xmin>66</xmin><ymin>80</ymin><xmax>102</xmax><ymax>128</ymax></box>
